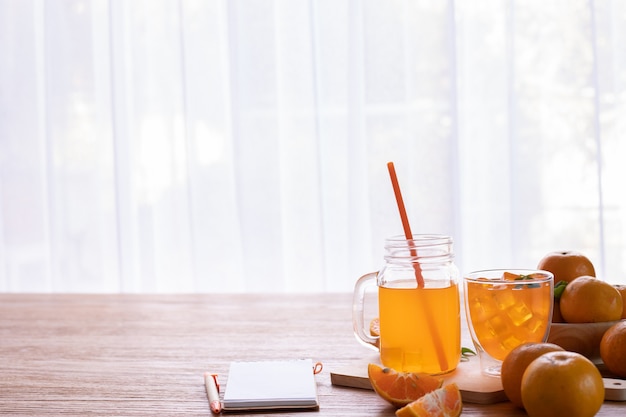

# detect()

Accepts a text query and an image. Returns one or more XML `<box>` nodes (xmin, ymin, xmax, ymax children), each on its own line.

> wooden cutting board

<box><xmin>330</xmin><ymin>353</ymin><xmax>626</xmax><ymax>404</ymax></box>
<box><xmin>330</xmin><ymin>354</ymin><xmax>507</xmax><ymax>405</ymax></box>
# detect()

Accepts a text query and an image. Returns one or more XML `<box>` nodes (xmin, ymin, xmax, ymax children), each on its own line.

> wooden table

<box><xmin>0</xmin><ymin>293</ymin><xmax>623</xmax><ymax>416</ymax></box>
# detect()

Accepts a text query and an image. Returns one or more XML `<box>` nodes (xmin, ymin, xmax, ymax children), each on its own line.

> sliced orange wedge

<box><xmin>368</xmin><ymin>363</ymin><xmax>443</xmax><ymax>408</ymax></box>
<box><xmin>502</xmin><ymin>271</ymin><xmax>521</xmax><ymax>280</ymax></box>
<box><xmin>395</xmin><ymin>383</ymin><xmax>462</xmax><ymax>417</ymax></box>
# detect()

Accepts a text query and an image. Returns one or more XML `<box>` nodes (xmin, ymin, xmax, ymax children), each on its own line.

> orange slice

<box><xmin>502</xmin><ymin>271</ymin><xmax>547</xmax><ymax>281</ymax></box>
<box><xmin>369</xmin><ymin>318</ymin><xmax>380</xmax><ymax>337</ymax></box>
<box><xmin>502</xmin><ymin>271</ymin><xmax>520</xmax><ymax>280</ymax></box>
<box><xmin>395</xmin><ymin>383</ymin><xmax>462</xmax><ymax>417</ymax></box>
<box><xmin>367</xmin><ymin>363</ymin><xmax>443</xmax><ymax>408</ymax></box>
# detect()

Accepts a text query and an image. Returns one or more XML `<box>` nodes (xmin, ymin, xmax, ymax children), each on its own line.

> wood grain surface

<box><xmin>0</xmin><ymin>293</ymin><xmax>624</xmax><ymax>416</ymax></box>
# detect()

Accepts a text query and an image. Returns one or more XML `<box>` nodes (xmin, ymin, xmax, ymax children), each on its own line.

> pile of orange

<box><xmin>500</xmin><ymin>342</ymin><xmax>564</xmax><ymax>408</ymax></box>
<box><xmin>501</xmin><ymin>342</ymin><xmax>604</xmax><ymax>417</ymax></box>
<box><xmin>536</xmin><ymin>250</ymin><xmax>625</xmax><ymax>323</ymax></box>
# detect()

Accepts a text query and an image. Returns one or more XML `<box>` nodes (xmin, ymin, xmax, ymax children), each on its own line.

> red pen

<box><xmin>204</xmin><ymin>372</ymin><xmax>222</xmax><ymax>414</ymax></box>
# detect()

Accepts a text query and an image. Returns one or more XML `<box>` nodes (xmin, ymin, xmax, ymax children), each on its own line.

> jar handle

<box><xmin>352</xmin><ymin>271</ymin><xmax>379</xmax><ymax>350</ymax></box>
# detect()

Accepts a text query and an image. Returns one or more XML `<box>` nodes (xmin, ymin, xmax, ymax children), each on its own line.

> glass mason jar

<box><xmin>353</xmin><ymin>234</ymin><xmax>461</xmax><ymax>374</ymax></box>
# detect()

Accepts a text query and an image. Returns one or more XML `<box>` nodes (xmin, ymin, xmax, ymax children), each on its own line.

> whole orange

<box><xmin>560</xmin><ymin>276</ymin><xmax>623</xmax><ymax>323</ymax></box>
<box><xmin>500</xmin><ymin>342</ymin><xmax>564</xmax><ymax>408</ymax></box>
<box><xmin>521</xmin><ymin>351</ymin><xmax>604</xmax><ymax>417</ymax></box>
<box><xmin>615</xmin><ymin>285</ymin><xmax>626</xmax><ymax>319</ymax></box>
<box><xmin>600</xmin><ymin>320</ymin><xmax>626</xmax><ymax>377</ymax></box>
<box><xmin>536</xmin><ymin>251</ymin><xmax>595</xmax><ymax>283</ymax></box>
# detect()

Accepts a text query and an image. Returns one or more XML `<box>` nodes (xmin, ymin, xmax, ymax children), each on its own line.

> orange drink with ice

<box><xmin>379</xmin><ymin>280</ymin><xmax>460</xmax><ymax>374</ymax></box>
<box><xmin>464</xmin><ymin>269</ymin><xmax>554</xmax><ymax>376</ymax></box>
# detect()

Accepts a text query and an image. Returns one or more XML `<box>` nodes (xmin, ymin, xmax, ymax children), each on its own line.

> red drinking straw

<box><xmin>387</xmin><ymin>161</ymin><xmax>448</xmax><ymax>371</ymax></box>
<box><xmin>387</xmin><ymin>162</ymin><xmax>425</xmax><ymax>288</ymax></box>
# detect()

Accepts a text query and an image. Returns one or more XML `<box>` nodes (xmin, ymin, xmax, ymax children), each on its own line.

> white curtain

<box><xmin>1</xmin><ymin>0</ymin><xmax>625</xmax><ymax>293</ymax></box>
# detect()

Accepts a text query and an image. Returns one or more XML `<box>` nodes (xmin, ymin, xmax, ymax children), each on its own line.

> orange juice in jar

<box><xmin>379</xmin><ymin>280</ymin><xmax>460</xmax><ymax>374</ymax></box>
<box><xmin>464</xmin><ymin>270</ymin><xmax>554</xmax><ymax>376</ymax></box>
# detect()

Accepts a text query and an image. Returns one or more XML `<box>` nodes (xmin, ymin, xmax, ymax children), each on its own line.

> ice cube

<box><xmin>493</xmin><ymin>288</ymin><xmax>516</xmax><ymax>311</ymax></box>
<box><xmin>507</xmin><ymin>301</ymin><xmax>533</xmax><ymax>326</ymax></box>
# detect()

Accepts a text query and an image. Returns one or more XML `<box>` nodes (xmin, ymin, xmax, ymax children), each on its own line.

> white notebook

<box><xmin>222</xmin><ymin>359</ymin><xmax>319</xmax><ymax>411</ymax></box>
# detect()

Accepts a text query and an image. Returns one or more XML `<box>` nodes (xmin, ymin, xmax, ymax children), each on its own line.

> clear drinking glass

<box><xmin>463</xmin><ymin>269</ymin><xmax>554</xmax><ymax>377</ymax></box>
